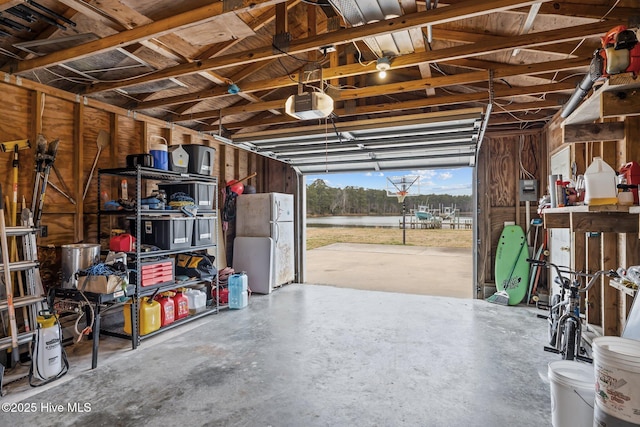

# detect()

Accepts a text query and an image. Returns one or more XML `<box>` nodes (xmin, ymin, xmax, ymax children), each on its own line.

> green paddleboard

<box><xmin>495</xmin><ymin>224</ymin><xmax>530</xmax><ymax>306</ymax></box>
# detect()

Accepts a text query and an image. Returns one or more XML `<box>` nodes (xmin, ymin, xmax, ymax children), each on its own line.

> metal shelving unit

<box><xmin>97</xmin><ymin>165</ymin><xmax>219</xmax><ymax>349</ymax></box>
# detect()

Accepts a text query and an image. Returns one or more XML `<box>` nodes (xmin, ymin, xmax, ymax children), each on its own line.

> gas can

<box><xmin>109</xmin><ymin>233</ymin><xmax>136</xmax><ymax>252</ymax></box>
<box><xmin>123</xmin><ymin>297</ymin><xmax>161</xmax><ymax>335</ymax></box>
<box><xmin>173</xmin><ymin>289</ymin><xmax>189</xmax><ymax>320</ymax></box>
<box><xmin>620</xmin><ymin>161</ymin><xmax>640</xmax><ymax>204</ymax></box>
<box><xmin>228</xmin><ymin>272</ymin><xmax>248</xmax><ymax>309</ymax></box>
<box><xmin>157</xmin><ymin>292</ymin><xmax>175</xmax><ymax>326</ymax></box>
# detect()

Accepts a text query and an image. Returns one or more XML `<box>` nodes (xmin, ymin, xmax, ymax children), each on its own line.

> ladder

<box><xmin>0</xmin><ymin>195</ymin><xmax>46</xmax><ymax>394</ymax></box>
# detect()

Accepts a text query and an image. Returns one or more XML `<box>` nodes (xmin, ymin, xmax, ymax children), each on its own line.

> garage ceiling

<box><xmin>0</xmin><ymin>0</ymin><xmax>632</xmax><ymax>171</ymax></box>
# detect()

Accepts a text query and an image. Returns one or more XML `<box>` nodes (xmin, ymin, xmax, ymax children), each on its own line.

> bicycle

<box><xmin>527</xmin><ymin>258</ymin><xmax>618</xmax><ymax>362</ymax></box>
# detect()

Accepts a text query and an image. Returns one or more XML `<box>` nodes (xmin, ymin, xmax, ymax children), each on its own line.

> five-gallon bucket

<box><xmin>584</xmin><ymin>157</ymin><xmax>618</xmax><ymax>206</ymax></box>
<box><xmin>548</xmin><ymin>360</ymin><xmax>595</xmax><ymax>427</ymax></box>
<box><xmin>593</xmin><ymin>336</ymin><xmax>640</xmax><ymax>425</ymax></box>
<box><xmin>149</xmin><ymin>136</ymin><xmax>168</xmax><ymax>170</ymax></box>
<box><xmin>549</xmin><ymin>360</ymin><xmax>595</xmax><ymax>427</ymax></box>
<box><xmin>61</xmin><ymin>243</ymin><xmax>100</xmax><ymax>288</ymax></box>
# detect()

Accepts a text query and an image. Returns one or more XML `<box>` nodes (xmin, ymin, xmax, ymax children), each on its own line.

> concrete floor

<box><xmin>2</xmin><ymin>244</ymin><xmax>557</xmax><ymax>425</ymax></box>
<box><xmin>2</xmin><ymin>284</ymin><xmax>556</xmax><ymax>426</ymax></box>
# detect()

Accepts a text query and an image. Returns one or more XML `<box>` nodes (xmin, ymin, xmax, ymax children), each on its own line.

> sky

<box><xmin>306</xmin><ymin>167</ymin><xmax>473</xmax><ymax>195</ymax></box>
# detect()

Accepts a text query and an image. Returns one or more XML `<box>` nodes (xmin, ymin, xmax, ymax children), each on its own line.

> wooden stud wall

<box><xmin>477</xmin><ymin>131</ymin><xmax>546</xmax><ymax>297</ymax></box>
<box><xmin>544</xmin><ymin>114</ymin><xmax>640</xmax><ymax>337</ymax></box>
<box><xmin>0</xmin><ymin>74</ymin><xmax>294</xmax><ymax>260</ymax></box>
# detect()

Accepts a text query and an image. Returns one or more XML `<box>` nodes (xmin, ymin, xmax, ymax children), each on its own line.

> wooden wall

<box><xmin>0</xmin><ymin>72</ymin><xmax>295</xmax><ymax>273</ymax></box>
<box><xmin>477</xmin><ymin>130</ymin><xmax>547</xmax><ymax>298</ymax></box>
<box><xmin>543</xmin><ymin>114</ymin><xmax>640</xmax><ymax>337</ymax></box>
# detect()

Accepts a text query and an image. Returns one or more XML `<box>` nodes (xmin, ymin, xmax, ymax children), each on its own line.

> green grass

<box><xmin>306</xmin><ymin>227</ymin><xmax>473</xmax><ymax>250</ymax></box>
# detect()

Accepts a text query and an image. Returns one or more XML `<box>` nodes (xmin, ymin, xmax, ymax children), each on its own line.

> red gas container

<box><xmin>109</xmin><ymin>233</ymin><xmax>136</xmax><ymax>252</ymax></box>
<box><xmin>173</xmin><ymin>290</ymin><xmax>189</xmax><ymax>320</ymax></box>
<box><xmin>157</xmin><ymin>293</ymin><xmax>175</xmax><ymax>326</ymax></box>
<box><xmin>218</xmin><ymin>288</ymin><xmax>229</xmax><ymax>305</ymax></box>
<box><xmin>620</xmin><ymin>161</ymin><xmax>640</xmax><ymax>204</ymax></box>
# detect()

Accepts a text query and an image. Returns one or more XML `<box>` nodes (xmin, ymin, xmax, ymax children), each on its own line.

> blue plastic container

<box><xmin>228</xmin><ymin>272</ymin><xmax>248</xmax><ymax>310</ymax></box>
<box><xmin>149</xmin><ymin>136</ymin><xmax>168</xmax><ymax>170</ymax></box>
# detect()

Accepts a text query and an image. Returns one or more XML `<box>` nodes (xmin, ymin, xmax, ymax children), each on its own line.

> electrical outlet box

<box><xmin>519</xmin><ymin>180</ymin><xmax>538</xmax><ymax>202</ymax></box>
<box><xmin>319</xmin><ymin>45</ymin><xmax>336</xmax><ymax>54</ymax></box>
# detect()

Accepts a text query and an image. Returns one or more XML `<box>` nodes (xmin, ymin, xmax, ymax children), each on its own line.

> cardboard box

<box><xmin>77</xmin><ymin>275</ymin><xmax>124</xmax><ymax>294</ymax></box>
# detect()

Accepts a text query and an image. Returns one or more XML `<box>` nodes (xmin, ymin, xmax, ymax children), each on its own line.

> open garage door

<box><xmin>231</xmin><ymin>108</ymin><xmax>487</xmax><ymax>174</ymax></box>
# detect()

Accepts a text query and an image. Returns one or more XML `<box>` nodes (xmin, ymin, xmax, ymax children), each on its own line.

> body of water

<box><xmin>306</xmin><ymin>215</ymin><xmax>472</xmax><ymax>228</ymax></box>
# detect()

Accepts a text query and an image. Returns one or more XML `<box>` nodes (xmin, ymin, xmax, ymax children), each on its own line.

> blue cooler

<box><xmin>149</xmin><ymin>136</ymin><xmax>168</xmax><ymax>170</ymax></box>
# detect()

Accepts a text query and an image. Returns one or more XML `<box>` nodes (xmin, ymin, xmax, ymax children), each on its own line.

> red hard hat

<box><xmin>229</xmin><ymin>181</ymin><xmax>244</xmax><ymax>195</ymax></box>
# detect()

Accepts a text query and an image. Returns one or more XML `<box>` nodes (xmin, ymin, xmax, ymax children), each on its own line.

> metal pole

<box><xmin>402</xmin><ymin>200</ymin><xmax>406</xmax><ymax>245</ymax></box>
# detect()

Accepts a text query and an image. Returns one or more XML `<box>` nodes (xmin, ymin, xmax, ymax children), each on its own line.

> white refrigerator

<box><xmin>234</xmin><ymin>193</ymin><xmax>295</xmax><ymax>293</ymax></box>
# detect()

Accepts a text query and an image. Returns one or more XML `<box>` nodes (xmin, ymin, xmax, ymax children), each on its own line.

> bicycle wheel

<box><xmin>563</xmin><ymin>319</ymin><xmax>577</xmax><ymax>361</ymax></box>
<box><xmin>549</xmin><ymin>294</ymin><xmax>562</xmax><ymax>345</ymax></box>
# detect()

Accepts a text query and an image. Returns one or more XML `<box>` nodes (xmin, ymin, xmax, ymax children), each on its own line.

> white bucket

<box><xmin>584</xmin><ymin>157</ymin><xmax>618</xmax><ymax>206</ymax></box>
<box><xmin>593</xmin><ymin>337</ymin><xmax>640</xmax><ymax>424</ymax></box>
<box><xmin>548</xmin><ymin>360</ymin><xmax>595</xmax><ymax>427</ymax></box>
<box><xmin>594</xmin><ymin>401</ymin><xmax>640</xmax><ymax>427</ymax></box>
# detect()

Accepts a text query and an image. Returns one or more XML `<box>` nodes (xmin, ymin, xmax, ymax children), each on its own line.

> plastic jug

<box><xmin>584</xmin><ymin>157</ymin><xmax>618</xmax><ymax>206</ymax></box>
<box><xmin>149</xmin><ymin>136</ymin><xmax>168</xmax><ymax>170</ymax></box>
<box><xmin>186</xmin><ymin>289</ymin><xmax>206</xmax><ymax>315</ymax></box>
<box><xmin>157</xmin><ymin>292</ymin><xmax>175</xmax><ymax>326</ymax></box>
<box><xmin>123</xmin><ymin>297</ymin><xmax>161</xmax><ymax>335</ymax></box>
<box><xmin>228</xmin><ymin>272</ymin><xmax>248</xmax><ymax>310</ymax></box>
<box><xmin>173</xmin><ymin>289</ymin><xmax>189</xmax><ymax>320</ymax></box>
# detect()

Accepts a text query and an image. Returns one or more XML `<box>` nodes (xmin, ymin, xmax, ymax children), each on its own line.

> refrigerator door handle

<box><xmin>272</xmin><ymin>221</ymin><xmax>279</xmax><ymax>243</ymax></box>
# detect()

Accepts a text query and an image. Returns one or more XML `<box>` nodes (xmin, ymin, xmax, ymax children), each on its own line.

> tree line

<box><xmin>307</xmin><ymin>179</ymin><xmax>472</xmax><ymax>216</ymax></box>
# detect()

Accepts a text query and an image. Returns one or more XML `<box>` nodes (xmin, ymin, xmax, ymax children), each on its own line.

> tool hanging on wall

<box><xmin>0</xmin><ymin>139</ymin><xmax>30</xmax><ymax>229</ymax></box>
<box><xmin>31</xmin><ymin>135</ymin><xmax>59</xmax><ymax>231</ymax></box>
<box><xmin>83</xmin><ymin>130</ymin><xmax>110</xmax><ymax>201</ymax></box>
<box><xmin>0</xmin><ymin>139</ymin><xmax>31</xmax><ymax>331</ymax></box>
<box><xmin>50</xmin><ymin>164</ymin><xmax>76</xmax><ymax>205</ymax></box>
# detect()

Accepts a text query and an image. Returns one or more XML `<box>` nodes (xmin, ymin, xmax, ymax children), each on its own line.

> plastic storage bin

<box><xmin>182</xmin><ymin>144</ymin><xmax>215</xmax><ymax>176</ymax></box>
<box><xmin>158</xmin><ymin>182</ymin><xmax>216</xmax><ymax>210</ymax></box>
<box><xmin>193</xmin><ymin>216</ymin><xmax>216</xmax><ymax>246</ymax></box>
<box><xmin>129</xmin><ymin>258</ymin><xmax>175</xmax><ymax>287</ymax></box>
<box><xmin>132</xmin><ymin>216</ymin><xmax>195</xmax><ymax>250</ymax></box>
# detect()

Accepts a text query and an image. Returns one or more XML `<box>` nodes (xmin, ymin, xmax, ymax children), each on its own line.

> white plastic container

<box><xmin>584</xmin><ymin>157</ymin><xmax>618</xmax><ymax>206</ymax></box>
<box><xmin>228</xmin><ymin>272</ymin><xmax>248</xmax><ymax>310</ymax></box>
<box><xmin>186</xmin><ymin>288</ymin><xmax>206</xmax><ymax>315</ymax></box>
<box><xmin>34</xmin><ymin>314</ymin><xmax>62</xmax><ymax>381</ymax></box>
<box><xmin>593</xmin><ymin>336</ymin><xmax>640</xmax><ymax>424</ymax></box>
<box><xmin>169</xmin><ymin>145</ymin><xmax>189</xmax><ymax>173</ymax></box>
<box><xmin>547</xmin><ymin>360</ymin><xmax>595</xmax><ymax>427</ymax></box>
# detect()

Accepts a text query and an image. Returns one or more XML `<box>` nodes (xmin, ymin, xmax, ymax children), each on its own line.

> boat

<box><xmin>414</xmin><ymin>206</ymin><xmax>434</xmax><ymax>221</ymax></box>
